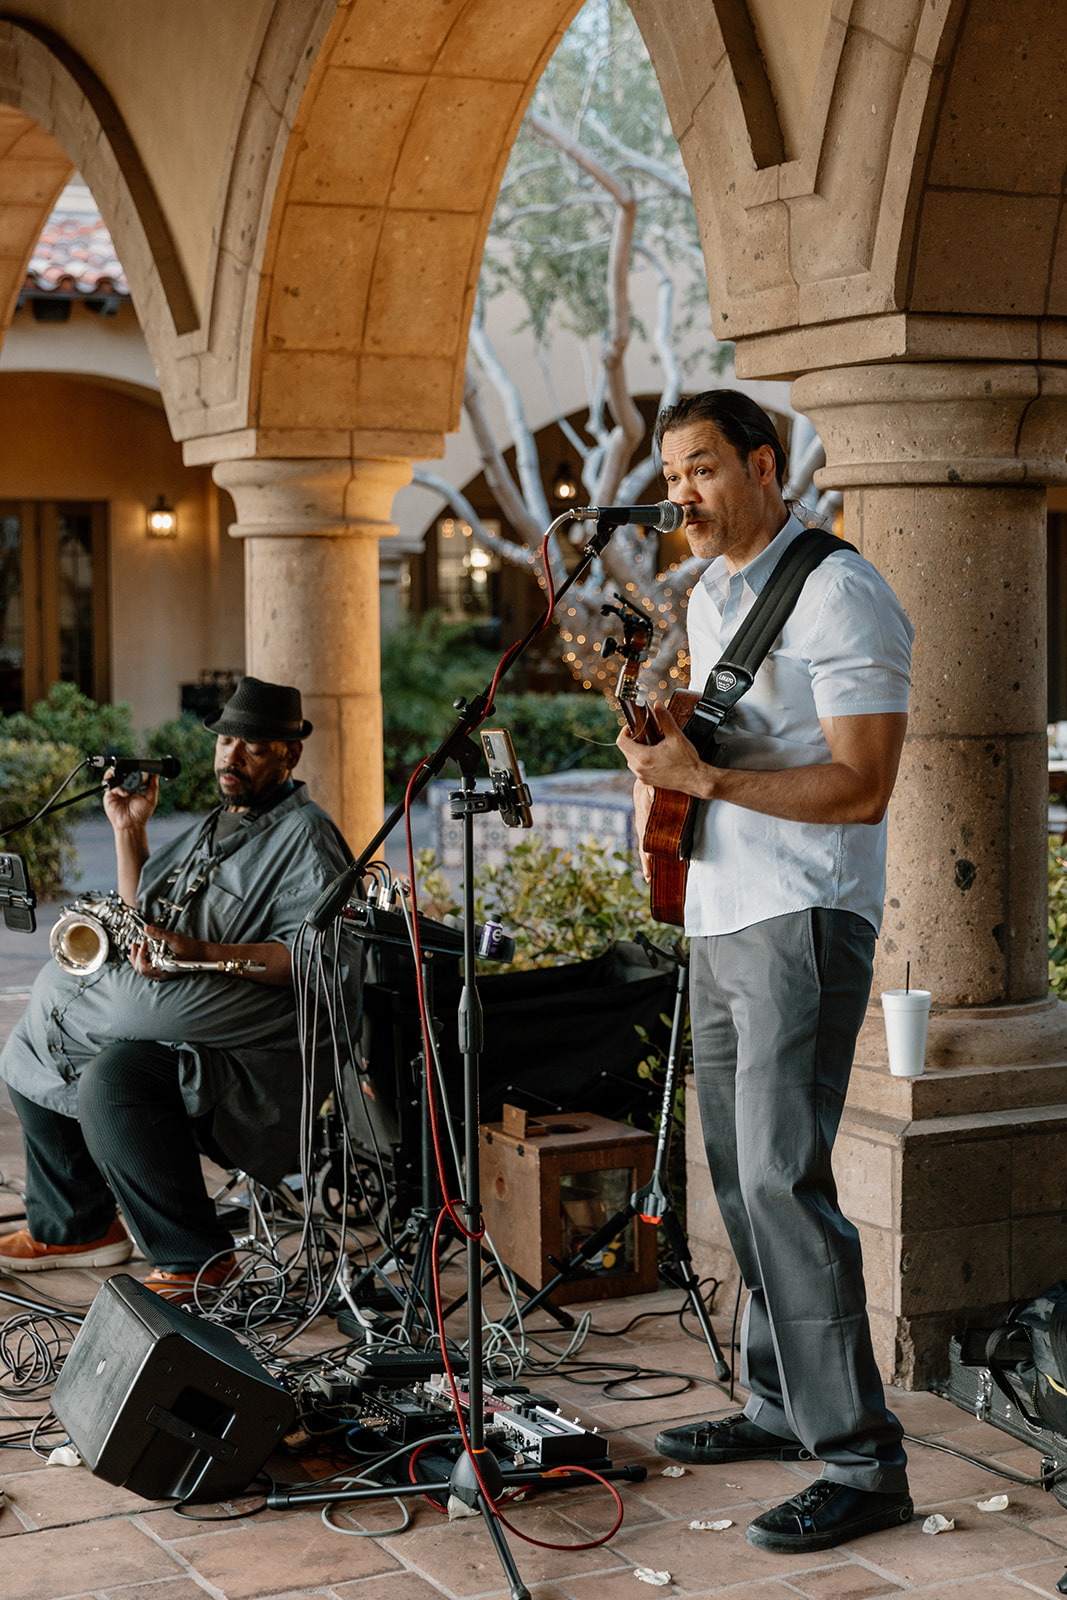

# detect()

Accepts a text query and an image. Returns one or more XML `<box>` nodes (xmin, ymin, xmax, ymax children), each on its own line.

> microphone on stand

<box><xmin>570</xmin><ymin>501</ymin><xmax>684</xmax><ymax>532</ymax></box>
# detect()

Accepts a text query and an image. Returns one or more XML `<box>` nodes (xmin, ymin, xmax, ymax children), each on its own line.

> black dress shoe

<box><xmin>745</xmin><ymin>1480</ymin><xmax>913</xmax><ymax>1552</ymax></box>
<box><xmin>655</xmin><ymin>1411</ymin><xmax>814</xmax><ymax>1465</ymax></box>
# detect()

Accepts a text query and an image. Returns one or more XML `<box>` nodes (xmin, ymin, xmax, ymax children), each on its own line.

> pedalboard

<box><xmin>314</xmin><ymin>1358</ymin><xmax>610</xmax><ymax>1469</ymax></box>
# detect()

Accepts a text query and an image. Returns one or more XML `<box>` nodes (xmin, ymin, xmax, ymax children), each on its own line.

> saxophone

<box><xmin>49</xmin><ymin>892</ymin><xmax>265</xmax><ymax>975</ymax></box>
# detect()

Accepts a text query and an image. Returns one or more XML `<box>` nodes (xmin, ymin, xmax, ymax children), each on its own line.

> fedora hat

<box><xmin>204</xmin><ymin>677</ymin><xmax>312</xmax><ymax>740</ymax></box>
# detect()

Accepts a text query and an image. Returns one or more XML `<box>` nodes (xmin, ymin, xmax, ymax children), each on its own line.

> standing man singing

<box><xmin>618</xmin><ymin>391</ymin><xmax>914</xmax><ymax>1554</ymax></box>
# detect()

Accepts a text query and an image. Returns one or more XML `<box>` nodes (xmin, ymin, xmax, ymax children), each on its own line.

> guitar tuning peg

<box><xmin>601</xmin><ymin>636</ymin><xmax>619</xmax><ymax>659</ymax></box>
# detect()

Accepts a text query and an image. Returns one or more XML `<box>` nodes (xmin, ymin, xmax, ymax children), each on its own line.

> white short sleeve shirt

<box><xmin>683</xmin><ymin>514</ymin><xmax>914</xmax><ymax>937</ymax></box>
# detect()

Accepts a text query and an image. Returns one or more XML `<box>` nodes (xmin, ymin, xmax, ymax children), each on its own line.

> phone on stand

<box><xmin>0</xmin><ymin>853</ymin><xmax>37</xmax><ymax>933</ymax></box>
<box><xmin>480</xmin><ymin>729</ymin><xmax>533</xmax><ymax>829</ymax></box>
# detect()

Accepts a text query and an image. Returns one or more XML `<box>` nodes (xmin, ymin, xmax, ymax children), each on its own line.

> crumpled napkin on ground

<box><xmin>634</xmin><ymin>1568</ymin><xmax>672</xmax><ymax>1586</ymax></box>
<box><xmin>922</xmin><ymin>1512</ymin><xmax>955</xmax><ymax>1534</ymax></box>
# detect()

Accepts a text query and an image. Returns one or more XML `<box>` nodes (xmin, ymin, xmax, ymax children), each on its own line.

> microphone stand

<box><xmin>306</xmin><ymin>512</ymin><xmax>634</xmax><ymax>930</ymax></box>
<box><xmin>306</xmin><ymin>512</ymin><xmax>647</xmax><ymax>1600</ymax></box>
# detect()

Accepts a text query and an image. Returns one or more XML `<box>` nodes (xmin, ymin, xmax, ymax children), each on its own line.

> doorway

<box><xmin>0</xmin><ymin>501</ymin><xmax>110</xmax><ymax>716</ymax></box>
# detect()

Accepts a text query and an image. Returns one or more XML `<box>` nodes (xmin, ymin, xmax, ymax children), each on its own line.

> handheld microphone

<box><xmin>570</xmin><ymin>500</ymin><xmax>683</xmax><ymax>532</ymax></box>
<box><xmin>89</xmin><ymin>755</ymin><xmax>182</xmax><ymax>783</ymax></box>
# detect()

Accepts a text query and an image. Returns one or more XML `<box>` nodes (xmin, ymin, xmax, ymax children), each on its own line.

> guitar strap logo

<box><xmin>714</xmin><ymin>670</ymin><xmax>738</xmax><ymax>692</ymax></box>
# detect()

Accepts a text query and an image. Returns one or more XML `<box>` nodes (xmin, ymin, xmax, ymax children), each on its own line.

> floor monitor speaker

<box><xmin>52</xmin><ymin>1273</ymin><xmax>295</xmax><ymax>1502</ymax></box>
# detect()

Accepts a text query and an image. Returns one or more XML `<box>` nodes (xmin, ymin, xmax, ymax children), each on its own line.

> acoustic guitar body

<box><xmin>642</xmin><ymin>690</ymin><xmax>703</xmax><ymax>927</ymax></box>
<box><xmin>600</xmin><ymin>597</ymin><xmax>711</xmax><ymax>928</ymax></box>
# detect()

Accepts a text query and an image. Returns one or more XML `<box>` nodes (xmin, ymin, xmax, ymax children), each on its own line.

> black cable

<box><xmin>171</xmin><ymin>1475</ymin><xmax>273</xmax><ymax>1520</ymax></box>
<box><xmin>902</xmin><ymin>1431</ymin><xmax>1067</xmax><ymax>1489</ymax></box>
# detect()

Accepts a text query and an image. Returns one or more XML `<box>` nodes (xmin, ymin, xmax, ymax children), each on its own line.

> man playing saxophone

<box><xmin>0</xmin><ymin>678</ymin><xmax>358</xmax><ymax>1303</ymax></box>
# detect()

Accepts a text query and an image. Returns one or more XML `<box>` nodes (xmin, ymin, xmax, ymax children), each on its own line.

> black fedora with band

<box><xmin>205</xmin><ymin>677</ymin><xmax>313</xmax><ymax>741</ymax></box>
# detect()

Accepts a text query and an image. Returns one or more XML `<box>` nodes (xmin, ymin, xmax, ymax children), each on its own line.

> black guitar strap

<box><xmin>683</xmin><ymin>526</ymin><xmax>856</xmax><ymax>762</ymax></box>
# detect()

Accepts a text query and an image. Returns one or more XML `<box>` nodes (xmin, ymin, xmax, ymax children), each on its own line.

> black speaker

<box><xmin>52</xmin><ymin>1274</ymin><xmax>296</xmax><ymax>1502</ymax></box>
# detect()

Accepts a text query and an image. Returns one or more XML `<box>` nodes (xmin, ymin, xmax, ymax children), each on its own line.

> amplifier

<box><xmin>52</xmin><ymin>1274</ymin><xmax>296</xmax><ymax>1502</ymax></box>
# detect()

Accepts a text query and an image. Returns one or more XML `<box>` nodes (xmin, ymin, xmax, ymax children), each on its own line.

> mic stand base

<box><xmin>496</xmin><ymin>948</ymin><xmax>731</xmax><ymax>1384</ymax></box>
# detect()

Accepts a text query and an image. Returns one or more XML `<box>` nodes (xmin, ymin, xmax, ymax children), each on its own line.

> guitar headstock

<box><xmin>601</xmin><ymin>592</ymin><xmax>656</xmax><ymax>739</ymax></box>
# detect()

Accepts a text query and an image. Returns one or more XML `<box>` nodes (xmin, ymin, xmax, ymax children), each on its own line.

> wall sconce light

<box><xmin>146</xmin><ymin>494</ymin><xmax>177</xmax><ymax>538</ymax></box>
<box><xmin>550</xmin><ymin>460</ymin><xmax>579</xmax><ymax>503</ymax></box>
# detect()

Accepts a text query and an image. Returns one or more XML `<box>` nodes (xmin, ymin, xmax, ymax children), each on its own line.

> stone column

<box><xmin>788</xmin><ymin>361</ymin><xmax>1067</xmax><ymax>1383</ymax></box>
<box><xmin>212</xmin><ymin>457</ymin><xmax>412</xmax><ymax>849</ymax></box>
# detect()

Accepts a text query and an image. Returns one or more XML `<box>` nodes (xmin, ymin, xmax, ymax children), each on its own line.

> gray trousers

<box><xmin>690</xmin><ymin>907</ymin><xmax>908</xmax><ymax>1494</ymax></box>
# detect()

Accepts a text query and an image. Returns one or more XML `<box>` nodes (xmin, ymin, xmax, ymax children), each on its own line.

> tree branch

<box><xmin>583</xmin><ymin>110</ymin><xmax>694</xmax><ymax>199</ymax></box>
<box><xmin>410</xmin><ymin>469</ymin><xmax>543</xmax><ymax>579</ymax></box>
<box><xmin>462</xmin><ymin>362</ymin><xmax>543</xmax><ymax>548</ymax></box>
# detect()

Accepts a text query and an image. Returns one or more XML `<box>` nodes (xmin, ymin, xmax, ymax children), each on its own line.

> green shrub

<box><xmin>0</xmin><ymin>681</ymin><xmax>134</xmax><ymax>759</ymax></box>
<box><xmin>493</xmin><ymin>691</ymin><xmax>626</xmax><ymax>778</ymax></box>
<box><xmin>1050</xmin><ymin>839</ymin><xmax>1067</xmax><ymax>997</ymax></box>
<box><xmin>415</xmin><ymin>832</ymin><xmax>679</xmax><ymax>972</ymax></box>
<box><xmin>381</xmin><ymin>613</ymin><xmax>501</xmax><ymax>798</ymax></box>
<box><xmin>0</xmin><ymin>738</ymin><xmax>81</xmax><ymax>897</ymax></box>
<box><xmin>145</xmin><ymin>715</ymin><xmax>219</xmax><ymax>815</ymax></box>
<box><xmin>380</xmin><ymin>611</ymin><xmax>626</xmax><ymax>801</ymax></box>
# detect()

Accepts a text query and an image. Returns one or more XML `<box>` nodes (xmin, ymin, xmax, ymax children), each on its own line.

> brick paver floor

<box><xmin>0</xmin><ymin>997</ymin><xmax>1064</xmax><ymax>1599</ymax></box>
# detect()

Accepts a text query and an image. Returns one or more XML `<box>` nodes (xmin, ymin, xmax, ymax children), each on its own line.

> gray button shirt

<box><xmin>0</xmin><ymin>783</ymin><xmax>361</xmax><ymax>1184</ymax></box>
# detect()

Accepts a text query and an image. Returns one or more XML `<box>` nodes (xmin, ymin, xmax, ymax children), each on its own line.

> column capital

<box><xmin>212</xmin><ymin>457</ymin><xmax>414</xmax><ymax>539</ymax></box>
<box><xmin>792</xmin><ymin>361</ymin><xmax>1067</xmax><ymax>489</ymax></box>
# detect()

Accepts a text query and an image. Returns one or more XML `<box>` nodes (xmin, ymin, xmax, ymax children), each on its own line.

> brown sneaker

<box><xmin>0</xmin><ymin>1218</ymin><xmax>132</xmax><ymax>1273</ymax></box>
<box><xmin>143</xmin><ymin>1254</ymin><xmax>239</xmax><ymax>1306</ymax></box>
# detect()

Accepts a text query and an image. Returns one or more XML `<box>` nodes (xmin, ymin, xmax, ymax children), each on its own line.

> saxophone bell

<box><xmin>49</xmin><ymin>909</ymin><xmax>111</xmax><ymax>975</ymax></box>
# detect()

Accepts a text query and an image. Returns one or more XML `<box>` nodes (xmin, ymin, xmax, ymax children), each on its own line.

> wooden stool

<box><xmin>479</xmin><ymin>1105</ymin><xmax>658</xmax><ymax>1304</ymax></box>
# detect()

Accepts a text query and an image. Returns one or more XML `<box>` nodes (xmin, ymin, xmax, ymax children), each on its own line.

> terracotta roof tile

<box><xmin>23</xmin><ymin>200</ymin><xmax>130</xmax><ymax>298</ymax></box>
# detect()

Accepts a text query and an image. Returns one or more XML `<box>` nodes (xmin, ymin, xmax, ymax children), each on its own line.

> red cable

<box><xmin>396</xmin><ymin>525</ymin><xmax>623</xmax><ymax>1554</ymax></box>
<box><xmin>427</xmin><ymin>1210</ymin><xmax>624</xmax><ymax>1552</ymax></box>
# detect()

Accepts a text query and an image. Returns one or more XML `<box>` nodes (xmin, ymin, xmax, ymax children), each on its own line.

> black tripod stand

<box><xmin>301</xmin><ymin>508</ymin><xmax>678</xmax><ymax>1597</ymax></box>
<box><xmin>498</xmin><ymin>936</ymin><xmax>730</xmax><ymax>1383</ymax></box>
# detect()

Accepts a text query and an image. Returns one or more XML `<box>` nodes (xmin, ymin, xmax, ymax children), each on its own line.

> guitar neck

<box><xmin>619</xmin><ymin>694</ymin><xmax>661</xmax><ymax>746</ymax></box>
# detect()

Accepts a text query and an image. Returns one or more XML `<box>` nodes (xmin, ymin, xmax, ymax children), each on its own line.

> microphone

<box><xmin>570</xmin><ymin>500</ymin><xmax>684</xmax><ymax>532</ymax></box>
<box><xmin>89</xmin><ymin>754</ymin><xmax>182</xmax><ymax>782</ymax></box>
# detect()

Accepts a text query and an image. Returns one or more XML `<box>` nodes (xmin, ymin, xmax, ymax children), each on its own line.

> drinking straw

<box><xmin>905</xmin><ymin>961</ymin><xmax>910</xmax><ymax>994</ymax></box>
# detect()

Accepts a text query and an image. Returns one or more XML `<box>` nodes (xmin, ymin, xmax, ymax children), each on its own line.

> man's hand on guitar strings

<box><xmin>616</xmin><ymin>700</ymin><xmax>711</xmax><ymax>801</ymax></box>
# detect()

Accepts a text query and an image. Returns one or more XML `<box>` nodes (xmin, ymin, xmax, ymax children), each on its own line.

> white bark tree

<box><xmin>413</xmin><ymin>0</ymin><xmax>827</xmax><ymax>701</ymax></box>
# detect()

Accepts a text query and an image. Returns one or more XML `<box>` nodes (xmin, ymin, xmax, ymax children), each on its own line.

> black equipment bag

<box><xmin>343</xmin><ymin>941</ymin><xmax>676</xmax><ymax>1206</ymax></box>
<box><xmin>978</xmin><ymin>1281</ymin><xmax>1067</xmax><ymax>1435</ymax></box>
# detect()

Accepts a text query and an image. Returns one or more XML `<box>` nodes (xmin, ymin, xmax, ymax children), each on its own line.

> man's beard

<box><xmin>217</xmin><ymin>768</ymin><xmax>255</xmax><ymax>806</ymax></box>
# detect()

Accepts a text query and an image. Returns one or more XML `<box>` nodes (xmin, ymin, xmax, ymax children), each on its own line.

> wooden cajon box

<box><xmin>479</xmin><ymin>1106</ymin><xmax>659</xmax><ymax>1303</ymax></box>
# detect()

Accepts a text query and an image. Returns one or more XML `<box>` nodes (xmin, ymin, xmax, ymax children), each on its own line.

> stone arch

<box><xmin>0</xmin><ymin>104</ymin><xmax>70</xmax><ymax>327</ymax></box>
<box><xmin>626</xmin><ymin>0</ymin><xmax>1067</xmax><ymax>366</ymax></box>
<box><xmin>240</xmin><ymin>0</ymin><xmax>583</xmax><ymax>458</ymax></box>
<box><xmin>0</xmin><ymin>5</ymin><xmax>340</xmax><ymax>445</ymax></box>
<box><xmin>0</xmin><ymin>18</ymin><xmax>198</xmax><ymax>337</ymax></box>
<box><xmin>905</xmin><ymin>0</ymin><xmax>1067</xmax><ymax>322</ymax></box>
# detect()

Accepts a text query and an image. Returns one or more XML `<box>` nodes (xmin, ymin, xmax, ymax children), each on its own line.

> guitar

<box><xmin>601</xmin><ymin>595</ymin><xmax>700</xmax><ymax>927</ymax></box>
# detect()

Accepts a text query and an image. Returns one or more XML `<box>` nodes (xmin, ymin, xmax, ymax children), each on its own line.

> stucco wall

<box><xmin>0</xmin><ymin>371</ymin><xmax>243</xmax><ymax>731</ymax></box>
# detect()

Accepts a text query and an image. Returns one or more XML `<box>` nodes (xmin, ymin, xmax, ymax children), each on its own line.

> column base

<box><xmin>685</xmin><ymin>997</ymin><xmax>1067</xmax><ymax>1391</ymax></box>
<box><xmin>851</xmin><ymin>995</ymin><xmax>1067</xmax><ymax>1119</ymax></box>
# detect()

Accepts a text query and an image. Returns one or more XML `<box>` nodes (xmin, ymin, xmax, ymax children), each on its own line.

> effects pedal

<box><xmin>343</xmin><ymin>1348</ymin><xmax>465</xmax><ymax>1389</ymax></box>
